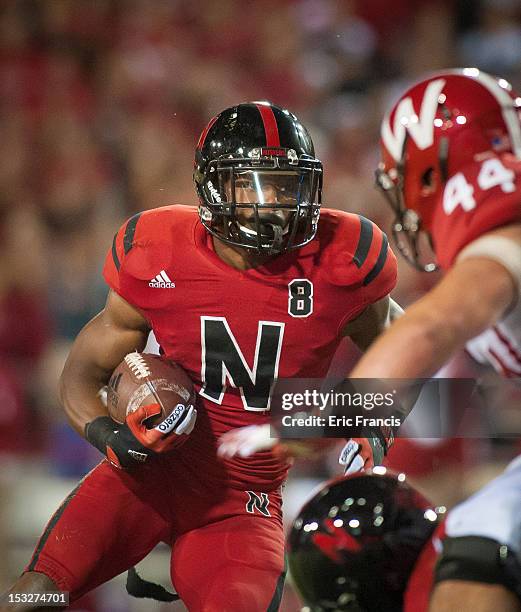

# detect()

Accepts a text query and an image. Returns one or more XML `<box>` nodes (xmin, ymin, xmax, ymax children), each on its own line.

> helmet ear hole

<box><xmin>420</xmin><ymin>167</ymin><xmax>437</xmax><ymax>197</ymax></box>
<box><xmin>421</xmin><ymin>167</ymin><xmax>434</xmax><ymax>187</ymax></box>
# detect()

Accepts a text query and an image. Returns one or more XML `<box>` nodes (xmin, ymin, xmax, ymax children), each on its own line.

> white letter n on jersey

<box><xmin>200</xmin><ymin>316</ymin><xmax>285</xmax><ymax>411</ymax></box>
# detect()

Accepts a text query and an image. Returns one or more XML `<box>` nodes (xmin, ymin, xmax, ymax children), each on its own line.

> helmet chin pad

<box><xmin>234</xmin><ymin>214</ymin><xmax>289</xmax><ymax>253</ymax></box>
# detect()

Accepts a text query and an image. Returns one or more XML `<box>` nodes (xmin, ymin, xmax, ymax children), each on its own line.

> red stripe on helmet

<box><xmin>255</xmin><ymin>103</ymin><xmax>280</xmax><ymax>147</ymax></box>
<box><xmin>196</xmin><ymin>114</ymin><xmax>219</xmax><ymax>150</ymax></box>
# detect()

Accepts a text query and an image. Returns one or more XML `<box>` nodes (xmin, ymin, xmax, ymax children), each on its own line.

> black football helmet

<box><xmin>193</xmin><ymin>101</ymin><xmax>323</xmax><ymax>254</ymax></box>
<box><xmin>288</xmin><ymin>470</ymin><xmax>443</xmax><ymax>611</ymax></box>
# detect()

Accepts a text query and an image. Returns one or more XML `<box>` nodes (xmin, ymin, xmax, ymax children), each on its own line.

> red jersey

<box><xmin>404</xmin><ymin>521</ymin><xmax>445</xmax><ymax>611</ymax></box>
<box><xmin>431</xmin><ymin>154</ymin><xmax>521</xmax><ymax>376</ymax></box>
<box><xmin>431</xmin><ymin>154</ymin><xmax>521</xmax><ymax>270</ymax></box>
<box><xmin>103</xmin><ymin>205</ymin><xmax>397</xmax><ymax>489</ymax></box>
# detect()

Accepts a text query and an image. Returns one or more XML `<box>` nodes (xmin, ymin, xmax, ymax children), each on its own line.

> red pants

<box><xmin>26</xmin><ymin>459</ymin><xmax>285</xmax><ymax>611</ymax></box>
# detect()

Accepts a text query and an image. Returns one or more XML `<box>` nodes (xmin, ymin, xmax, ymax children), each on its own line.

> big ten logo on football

<box><xmin>288</xmin><ymin>279</ymin><xmax>313</xmax><ymax>318</ymax></box>
<box><xmin>443</xmin><ymin>158</ymin><xmax>515</xmax><ymax>215</ymax></box>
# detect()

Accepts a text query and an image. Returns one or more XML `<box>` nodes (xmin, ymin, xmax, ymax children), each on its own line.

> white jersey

<box><xmin>445</xmin><ymin>456</ymin><xmax>521</xmax><ymax>554</ymax></box>
<box><xmin>466</xmin><ymin>304</ymin><xmax>521</xmax><ymax>377</ymax></box>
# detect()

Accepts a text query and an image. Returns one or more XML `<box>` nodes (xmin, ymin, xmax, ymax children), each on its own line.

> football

<box><xmin>107</xmin><ymin>352</ymin><xmax>195</xmax><ymax>429</ymax></box>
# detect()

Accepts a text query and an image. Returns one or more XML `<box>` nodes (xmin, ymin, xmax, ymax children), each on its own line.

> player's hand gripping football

<box><xmin>86</xmin><ymin>403</ymin><xmax>197</xmax><ymax>469</ymax></box>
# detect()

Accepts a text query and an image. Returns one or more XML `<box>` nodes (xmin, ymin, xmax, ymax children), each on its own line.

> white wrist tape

<box><xmin>456</xmin><ymin>235</ymin><xmax>521</xmax><ymax>303</ymax></box>
<box><xmin>387</xmin><ymin>298</ymin><xmax>404</xmax><ymax>327</ymax></box>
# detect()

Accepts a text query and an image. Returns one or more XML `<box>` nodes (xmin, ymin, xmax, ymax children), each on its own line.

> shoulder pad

<box><xmin>105</xmin><ymin>205</ymin><xmax>196</xmax><ymax>283</ymax></box>
<box><xmin>322</xmin><ymin>210</ymin><xmax>396</xmax><ymax>290</ymax></box>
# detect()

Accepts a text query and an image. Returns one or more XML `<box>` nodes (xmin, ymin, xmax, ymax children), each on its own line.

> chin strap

<box><xmin>266</xmin><ymin>223</ymin><xmax>283</xmax><ymax>254</ymax></box>
<box><xmin>235</xmin><ymin>221</ymin><xmax>285</xmax><ymax>254</ymax></box>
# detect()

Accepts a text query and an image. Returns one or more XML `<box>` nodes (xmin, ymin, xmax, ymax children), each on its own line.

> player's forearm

<box><xmin>59</xmin><ymin>303</ymin><xmax>149</xmax><ymax>436</ymax></box>
<box><xmin>59</xmin><ymin>356</ymin><xmax>113</xmax><ymax>436</ymax></box>
<box><xmin>351</xmin><ymin>258</ymin><xmax>515</xmax><ymax>379</ymax></box>
<box><xmin>60</xmin><ymin>365</ymin><xmax>114</xmax><ymax>436</ymax></box>
<box><xmin>347</xmin><ymin>296</ymin><xmax>403</xmax><ymax>352</ymax></box>
<box><xmin>350</xmin><ymin>309</ymin><xmax>460</xmax><ymax>378</ymax></box>
<box><xmin>430</xmin><ymin>581</ymin><xmax>521</xmax><ymax>612</ymax></box>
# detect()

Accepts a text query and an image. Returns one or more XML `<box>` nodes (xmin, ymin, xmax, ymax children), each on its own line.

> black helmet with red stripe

<box><xmin>194</xmin><ymin>101</ymin><xmax>323</xmax><ymax>254</ymax></box>
<box><xmin>288</xmin><ymin>470</ymin><xmax>442</xmax><ymax>611</ymax></box>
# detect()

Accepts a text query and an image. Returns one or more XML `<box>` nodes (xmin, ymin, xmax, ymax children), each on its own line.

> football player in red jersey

<box><xmin>338</xmin><ymin>70</ymin><xmax>521</xmax><ymax>611</ymax></box>
<box><xmin>0</xmin><ymin>102</ymin><xmax>399</xmax><ymax>611</ymax></box>
<box><xmin>288</xmin><ymin>467</ymin><xmax>521</xmax><ymax>612</ymax></box>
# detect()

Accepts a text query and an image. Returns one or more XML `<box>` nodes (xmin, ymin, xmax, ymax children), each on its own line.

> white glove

<box><xmin>338</xmin><ymin>434</ymin><xmax>391</xmax><ymax>475</ymax></box>
<box><xmin>218</xmin><ymin>424</ymin><xmax>278</xmax><ymax>459</ymax></box>
<box><xmin>338</xmin><ymin>439</ymin><xmax>366</xmax><ymax>475</ymax></box>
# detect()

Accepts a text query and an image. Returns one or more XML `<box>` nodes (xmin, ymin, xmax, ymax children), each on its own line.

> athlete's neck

<box><xmin>212</xmin><ymin>237</ymin><xmax>275</xmax><ymax>270</ymax></box>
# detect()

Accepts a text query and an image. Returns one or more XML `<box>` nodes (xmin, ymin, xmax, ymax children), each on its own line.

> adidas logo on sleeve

<box><xmin>149</xmin><ymin>270</ymin><xmax>175</xmax><ymax>288</ymax></box>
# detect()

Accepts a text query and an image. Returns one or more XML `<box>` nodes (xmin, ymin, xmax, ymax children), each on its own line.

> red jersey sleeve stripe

<box><xmin>353</xmin><ymin>215</ymin><xmax>374</xmax><ymax>268</ymax></box>
<box><xmin>363</xmin><ymin>233</ymin><xmax>389</xmax><ymax>286</ymax></box>
<box><xmin>255</xmin><ymin>103</ymin><xmax>280</xmax><ymax>147</ymax></box>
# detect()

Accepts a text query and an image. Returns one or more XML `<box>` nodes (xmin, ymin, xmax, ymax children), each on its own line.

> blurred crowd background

<box><xmin>1</xmin><ymin>0</ymin><xmax>521</xmax><ymax>610</ymax></box>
